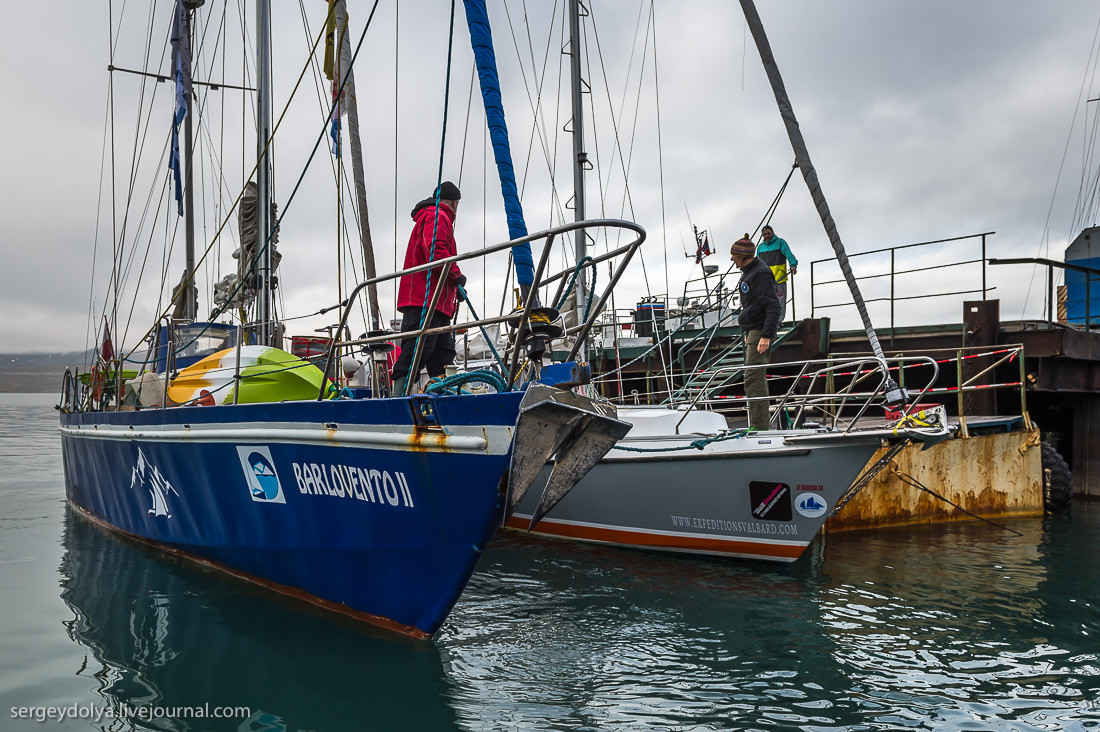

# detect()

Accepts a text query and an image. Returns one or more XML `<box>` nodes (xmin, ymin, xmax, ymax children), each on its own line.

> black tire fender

<box><xmin>1041</xmin><ymin>440</ymin><xmax>1073</xmax><ymax>516</ymax></box>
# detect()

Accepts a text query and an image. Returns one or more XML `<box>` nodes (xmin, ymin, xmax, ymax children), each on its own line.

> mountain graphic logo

<box><xmin>237</xmin><ymin>446</ymin><xmax>286</xmax><ymax>503</ymax></box>
<box><xmin>249</xmin><ymin>453</ymin><xmax>280</xmax><ymax>500</ymax></box>
<box><xmin>795</xmin><ymin>493</ymin><xmax>828</xmax><ymax>518</ymax></box>
<box><xmin>130</xmin><ymin>448</ymin><xmax>179</xmax><ymax>519</ymax></box>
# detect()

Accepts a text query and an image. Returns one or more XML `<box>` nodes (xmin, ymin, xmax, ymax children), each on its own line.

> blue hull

<box><xmin>59</xmin><ymin>392</ymin><xmax>524</xmax><ymax>637</ymax></box>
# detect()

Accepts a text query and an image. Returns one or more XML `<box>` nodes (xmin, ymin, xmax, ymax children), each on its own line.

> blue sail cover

<box><xmin>462</xmin><ymin>0</ymin><xmax>534</xmax><ymax>287</ymax></box>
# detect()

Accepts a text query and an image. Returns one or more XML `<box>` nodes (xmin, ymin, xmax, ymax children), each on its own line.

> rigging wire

<box><xmin>189</xmin><ymin>1</ymin><xmax>233</xmax><ymax>316</ymax></box>
<box><xmin>498</xmin><ymin>0</ymin><xmax>563</xmax><ymax>312</ymax></box>
<box><xmin>409</xmin><ymin>0</ymin><xmax>458</xmax><ymax>377</ymax></box>
<box><xmin>108</xmin><ymin>2</ymin><xmax>163</xmax><ymax>352</ymax></box>
<box><xmin>501</xmin><ymin>0</ymin><xmax>568</xmax><ymax>225</ymax></box>
<box><xmin>1073</xmin><ymin>24</ymin><xmax>1100</xmax><ymax>234</ymax></box>
<box><xmin>393</xmin><ymin>0</ymin><xmax>400</xmax><ymax>318</ymax></box>
<box><xmin>1029</xmin><ymin>13</ymin><xmax>1100</xmax><ymax>320</ymax></box>
<box><xmin>154</xmin><ymin>0</ymin><xmax>382</xmax><ymax>362</ymax></box>
<box><xmin>114</xmin><ymin>5</ymin><xmax>342</xmax><ymax>364</ymax></box>
<box><xmin>88</xmin><ymin>0</ymin><xmax>117</xmax><ymax>369</ymax></box>
<box><xmin>295</xmin><ymin>0</ymin><xmax>371</xmax><ymax>336</ymax></box>
<box><xmin>753</xmin><ymin>163</ymin><xmax>798</xmax><ymax>238</ymax></box>
<box><xmin>649</xmin><ymin>0</ymin><xmax>669</xmax><ymax>314</ymax></box>
<box><xmin>458</xmin><ymin>62</ymin><xmax>477</xmax><ymax>184</ymax></box>
<box><xmin>585</xmin><ymin>2</ymin><xmax>650</xmax><ymax>289</ymax></box>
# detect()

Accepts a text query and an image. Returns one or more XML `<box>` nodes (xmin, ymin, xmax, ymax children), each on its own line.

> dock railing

<box><xmin>809</xmin><ymin>232</ymin><xmax>994</xmax><ymax>332</ymax></box>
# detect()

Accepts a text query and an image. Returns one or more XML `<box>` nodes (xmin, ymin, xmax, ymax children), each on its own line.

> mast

<box><xmin>182</xmin><ymin>2</ymin><xmax>198</xmax><ymax>320</ymax></box>
<box><xmin>255</xmin><ymin>0</ymin><xmax>275</xmax><ymax>345</ymax></box>
<box><xmin>739</xmin><ymin>0</ymin><xmax>905</xmax><ymax>404</ymax></box>
<box><xmin>568</xmin><ymin>0</ymin><xmax>588</xmax><ymax>361</ymax></box>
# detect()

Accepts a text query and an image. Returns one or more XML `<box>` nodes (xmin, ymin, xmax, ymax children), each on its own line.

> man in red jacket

<box><xmin>390</xmin><ymin>181</ymin><xmax>467</xmax><ymax>395</ymax></box>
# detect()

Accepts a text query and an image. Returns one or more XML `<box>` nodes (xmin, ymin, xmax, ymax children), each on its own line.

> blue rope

<box><xmin>611</xmin><ymin>429</ymin><xmax>750</xmax><ymax>453</ymax></box>
<box><xmin>424</xmin><ymin>369</ymin><xmax>508</xmax><ymax>395</ymax></box>
<box><xmin>554</xmin><ymin>256</ymin><xmax>593</xmax><ymax>310</ymax></box>
<box><xmin>549</xmin><ymin>256</ymin><xmax>596</xmax><ymax>334</ymax></box>
<box><xmin>584</xmin><ymin>262</ymin><xmax>597</xmax><ymax>323</ymax></box>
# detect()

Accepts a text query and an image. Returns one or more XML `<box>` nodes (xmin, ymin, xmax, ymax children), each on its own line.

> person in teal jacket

<box><xmin>756</xmin><ymin>225</ymin><xmax>797</xmax><ymax>322</ymax></box>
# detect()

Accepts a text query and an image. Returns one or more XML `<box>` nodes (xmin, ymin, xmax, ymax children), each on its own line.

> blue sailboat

<box><xmin>59</xmin><ymin>0</ymin><xmax>639</xmax><ymax>639</ymax></box>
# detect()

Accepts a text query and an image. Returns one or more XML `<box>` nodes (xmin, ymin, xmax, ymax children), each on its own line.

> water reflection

<box><xmin>51</xmin><ymin>480</ymin><xmax>1100</xmax><ymax>731</ymax></box>
<box><xmin>439</xmin><ymin>520</ymin><xmax>1100</xmax><ymax>731</ymax></box>
<box><xmin>442</xmin><ymin>532</ymin><xmax>860</xmax><ymax>731</ymax></box>
<box><xmin>812</xmin><ymin>515</ymin><xmax>1100</xmax><ymax>729</ymax></box>
<box><xmin>59</xmin><ymin>508</ymin><xmax>459</xmax><ymax>732</ymax></box>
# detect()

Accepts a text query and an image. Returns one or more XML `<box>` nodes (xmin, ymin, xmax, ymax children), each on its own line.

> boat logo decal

<box><xmin>795</xmin><ymin>493</ymin><xmax>829</xmax><ymax>518</ymax></box>
<box><xmin>237</xmin><ymin>446</ymin><xmax>286</xmax><ymax>504</ymax></box>
<box><xmin>131</xmin><ymin>449</ymin><xmax>178</xmax><ymax>519</ymax></box>
<box><xmin>749</xmin><ymin>481</ymin><xmax>792</xmax><ymax>522</ymax></box>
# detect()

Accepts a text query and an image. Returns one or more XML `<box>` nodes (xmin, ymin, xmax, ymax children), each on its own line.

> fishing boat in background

<box><xmin>58</xmin><ymin>0</ymin><xmax>639</xmax><ymax>639</ymax></box>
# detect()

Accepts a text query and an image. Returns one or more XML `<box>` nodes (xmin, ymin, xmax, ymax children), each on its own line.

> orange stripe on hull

<box><xmin>506</xmin><ymin>516</ymin><xmax>806</xmax><ymax>561</ymax></box>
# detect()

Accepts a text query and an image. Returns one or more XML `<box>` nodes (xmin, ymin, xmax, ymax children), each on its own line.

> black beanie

<box><xmin>434</xmin><ymin>180</ymin><xmax>461</xmax><ymax>201</ymax></box>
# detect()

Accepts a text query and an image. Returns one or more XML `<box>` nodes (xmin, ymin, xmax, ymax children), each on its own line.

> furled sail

<box><xmin>215</xmin><ymin>181</ymin><xmax>282</xmax><ymax>314</ymax></box>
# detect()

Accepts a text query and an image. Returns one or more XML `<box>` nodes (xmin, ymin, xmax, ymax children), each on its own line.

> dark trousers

<box><xmin>744</xmin><ymin>329</ymin><xmax>772</xmax><ymax>430</ymax></box>
<box><xmin>390</xmin><ymin>308</ymin><xmax>456</xmax><ymax>380</ymax></box>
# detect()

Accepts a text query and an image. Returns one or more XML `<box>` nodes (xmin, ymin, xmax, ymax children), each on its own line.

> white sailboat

<box><xmin>505</xmin><ymin>0</ymin><xmax>952</xmax><ymax>562</ymax></box>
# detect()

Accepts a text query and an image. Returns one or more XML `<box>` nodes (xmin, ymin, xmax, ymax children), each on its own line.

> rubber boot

<box><xmin>392</xmin><ymin>375</ymin><xmax>409</xmax><ymax>398</ymax></box>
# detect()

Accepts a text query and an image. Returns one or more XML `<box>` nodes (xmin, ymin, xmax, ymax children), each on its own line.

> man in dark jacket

<box><xmin>731</xmin><ymin>234</ymin><xmax>782</xmax><ymax>430</ymax></box>
<box><xmin>390</xmin><ymin>181</ymin><xmax>467</xmax><ymax>395</ymax></box>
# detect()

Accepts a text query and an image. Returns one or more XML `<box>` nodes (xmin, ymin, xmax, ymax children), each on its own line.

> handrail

<box><xmin>318</xmin><ymin>218</ymin><xmax>646</xmax><ymax>398</ymax></box>
<box><xmin>658</xmin><ymin>345</ymin><xmax>1024</xmax><ymax>433</ymax></box>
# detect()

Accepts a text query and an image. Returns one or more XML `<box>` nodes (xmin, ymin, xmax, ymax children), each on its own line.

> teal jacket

<box><xmin>756</xmin><ymin>236</ymin><xmax>797</xmax><ymax>284</ymax></box>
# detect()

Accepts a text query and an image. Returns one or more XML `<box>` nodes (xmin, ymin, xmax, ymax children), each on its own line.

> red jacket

<box><xmin>396</xmin><ymin>202</ymin><xmax>464</xmax><ymax>318</ymax></box>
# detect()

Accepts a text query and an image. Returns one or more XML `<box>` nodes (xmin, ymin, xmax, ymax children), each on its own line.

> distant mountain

<box><xmin>0</xmin><ymin>351</ymin><xmax>93</xmax><ymax>393</ymax></box>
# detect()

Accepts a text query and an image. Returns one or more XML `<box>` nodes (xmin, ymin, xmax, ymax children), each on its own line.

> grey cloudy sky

<box><xmin>2</xmin><ymin>0</ymin><xmax>1100</xmax><ymax>355</ymax></box>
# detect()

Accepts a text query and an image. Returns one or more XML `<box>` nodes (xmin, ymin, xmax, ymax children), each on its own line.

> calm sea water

<box><xmin>2</xmin><ymin>392</ymin><xmax>1099</xmax><ymax>732</ymax></box>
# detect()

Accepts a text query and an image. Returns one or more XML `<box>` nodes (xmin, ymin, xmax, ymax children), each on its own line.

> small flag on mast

<box><xmin>99</xmin><ymin>318</ymin><xmax>115</xmax><ymax>364</ymax></box>
<box><xmin>169</xmin><ymin>0</ymin><xmax>193</xmax><ymax>216</ymax></box>
<box><xmin>90</xmin><ymin>317</ymin><xmax>114</xmax><ymax>403</ymax></box>
<box><xmin>694</xmin><ymin>233</ymin><xmax>711</xmax><ymax>264</ymax></box>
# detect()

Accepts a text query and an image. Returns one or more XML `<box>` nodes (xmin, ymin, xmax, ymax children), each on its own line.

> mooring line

<box><xmin>892</xmin><ymin>468</ymin><xmax>1025</xmax><ymax>537</ymax></box>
